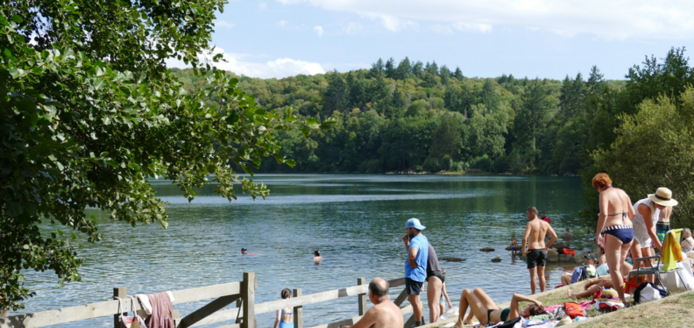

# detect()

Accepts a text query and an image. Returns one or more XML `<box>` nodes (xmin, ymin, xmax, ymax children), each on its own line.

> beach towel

<box><xmin>662</xmin><ymin>230</ymin><xmax>683</xmax><ymax>271</ymax></box>
<box><xmin>144</xmin><ymin>293</ymin><xmax>175</xmax><ymax>328</ymax></box>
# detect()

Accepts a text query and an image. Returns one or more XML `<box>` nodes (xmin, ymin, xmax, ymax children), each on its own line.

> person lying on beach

<box><xmin>452</xmin><ymin>288</ymin><xmax>545</xmax><ymax>328</ymax></box>
<box><xmin>567</xmin><ymin>276</ymin><xmax>619</xmax><ymax>299</ymax></box>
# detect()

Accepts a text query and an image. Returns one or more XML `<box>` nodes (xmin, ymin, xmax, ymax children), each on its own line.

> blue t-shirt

<box><xmin>405</xmin><ymin>234</ymin><xmax>429</xmax><ymax>282</ymax></box>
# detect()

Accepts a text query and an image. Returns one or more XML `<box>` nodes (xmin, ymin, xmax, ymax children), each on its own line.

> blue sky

<box><xmin>168</xmin><ymin>0</ymin><xmax>694</xmax><ymax>80</ymax></box>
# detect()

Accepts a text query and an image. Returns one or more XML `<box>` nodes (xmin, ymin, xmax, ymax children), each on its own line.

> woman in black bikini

<box><xmin>452</xmin><ymin>288</ymin><xmax>545</xmax><ymax>327</ymax></box>
<box><xmin>592</xmin><ymin>173</ymin><xmax>635</xmax><ymax>305</ymax></box>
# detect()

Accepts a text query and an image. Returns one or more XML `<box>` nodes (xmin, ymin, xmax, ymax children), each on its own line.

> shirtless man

<box><xmin>341</xmin><ymin>278</ymin><xmax>403</xmax><ymax>328</ymax></box>
<box><xmin>522</xmin><ymin>206</ymin><xmax>557</xmax><ymax>294</ymax></box>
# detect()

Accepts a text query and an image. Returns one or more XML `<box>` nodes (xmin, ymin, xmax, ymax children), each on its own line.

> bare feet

<box><xmin>567</xmin><ymin>290</ymin><xmax>576</xmax><ymax>299</ymax></box>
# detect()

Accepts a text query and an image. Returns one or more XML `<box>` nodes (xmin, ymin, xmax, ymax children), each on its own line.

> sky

<box><xmin>167</xmin><ymin>0</ymin><xmax>694</xmax><ymax>80</ymax></box>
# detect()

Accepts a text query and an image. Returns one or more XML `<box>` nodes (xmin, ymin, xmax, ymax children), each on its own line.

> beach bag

<box><xmin>118</xmin><ymin>297</ymin><xmax>147</xmax><ymax>328</ymax></box>
<box><xmin>563</xmin><ymin>302</ymin><xmax>585</xmax><ymax>319</ymax></box>
<box><xmin>661</xmin><ymin>261</ymin><xmax>694</xmax><ymax>293</ymax></box>
<box><xmin>570</xmin><ymin>267</ymin><xmax>588</xmax><ymax>284</ymax></box>
<box><xmin>634</xmin><ymin>282</ymin><xmax>667</xmax><ymax>303</ymax></box>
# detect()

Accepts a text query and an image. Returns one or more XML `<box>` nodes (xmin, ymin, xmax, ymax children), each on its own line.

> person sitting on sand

<box><xmin>313</xmin><ymin>250</ymin><xmax>323</xmax><ymax>264</ymax></box>
<box><xmin>452</xmin><ymin>288</ymin><xmax>545</xmax><ymax>327</ymax></box>
<box><xmin>560</xmin><ymin>254</ymin><xmax>597</xmax><ymax>286</ymax></box>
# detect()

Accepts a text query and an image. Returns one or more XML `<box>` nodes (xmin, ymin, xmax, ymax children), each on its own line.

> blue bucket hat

<box><xmin>405</xmin><ymin>218</ymin><xmax>426</xmax><ymax>230</ymax></box>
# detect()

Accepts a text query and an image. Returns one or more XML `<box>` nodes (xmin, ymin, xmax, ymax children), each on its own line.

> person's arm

<box><xmin>596</xmin><ymin>192</ymin><xmax>608</xmax><ymax>246</ymax></box>
<box><xmin>408</xmin><ymin>244</ymin><xmax>420</xmax><ymax>268</ymax></box>
<box><xmin>546</xmin><ymin>225</ymin><xmax>558</xmax><ymax>250</ymax></box>
<box><xmin>273</xmin><ymin>309</ymin><xmax>281</xmax><ymax>328</ymax></box>
<box><xmin>509</xmin><ymin>293</ymin><xmax>542</xmax><ymax>319</ymax></box>
<box><xmin>522</xmin><ymin>223</ymin><xmax>531</xmax><ymax>255</ymax></box>
<box><xmin>442</xmin><ymin>283</ymin><xmax>452</xmax><ymax>308</ymax></box>
<box><xmin>640</xmin><ymin>204</ymin><xmax>662</xmax><ymax>250</ymax></box>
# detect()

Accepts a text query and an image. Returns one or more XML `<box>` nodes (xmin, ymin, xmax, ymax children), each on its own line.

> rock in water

<box><xmin>491</xmin><ymin>257</ymin><xmax>502</xmax><ymax>262</ymax></box>
<box><xmin>439</xmin><ymin>256</ymin><xmax>466</xmax><ymax>262</ymax></box>
<box><xmin>480</xmin><ymin>247</ymin><xmax>495</xmax><ymax>252</ymax></box>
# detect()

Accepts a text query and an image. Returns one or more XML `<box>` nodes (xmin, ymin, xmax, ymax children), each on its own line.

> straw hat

<box><xmin>648</xmin><ymin>187</ymin><xmax>678</xmax><ymax>206</ymax></box>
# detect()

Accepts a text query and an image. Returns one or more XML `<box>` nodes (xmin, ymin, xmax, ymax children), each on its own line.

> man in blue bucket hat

<box><xmin>402</xmin><ymin>218</ymin><xmax>429</xmax><ymax>326</ymax></box>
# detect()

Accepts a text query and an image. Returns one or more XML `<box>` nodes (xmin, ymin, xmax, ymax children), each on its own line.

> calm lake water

<box><xmin>19</xmin><ymin>174</ymin><xmax>594</xmax><ymax>327</ymax></box>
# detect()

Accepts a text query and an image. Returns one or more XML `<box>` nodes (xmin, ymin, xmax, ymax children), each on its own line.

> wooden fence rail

<box><xmin>0</xmin><ymin>274</ymin><xmax>414</xmax><ymax>328</ymax></box>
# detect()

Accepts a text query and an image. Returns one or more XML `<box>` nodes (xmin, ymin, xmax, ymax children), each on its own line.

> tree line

<box><xmin>174</xmin><ymin>47</ymin><xmax>694</xmax><ymax>227</ymax></box>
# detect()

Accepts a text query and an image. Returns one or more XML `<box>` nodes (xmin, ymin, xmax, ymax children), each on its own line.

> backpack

<box><xmin>570</xmin><ymin>266</ymin><xmax>588</xmax><ymax>284</ymax></box>
<box><xmin>634</xmin><ymin>282</ymin><xmax>667</xmax><ymax>303</ymax></box>
<box><xmin>563</xmin><ymin>302</ymin><xmax>585</xmax><ymax>319</ymax></box>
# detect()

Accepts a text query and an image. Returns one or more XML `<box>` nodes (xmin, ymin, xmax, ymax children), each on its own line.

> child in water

<box><xmin>508</xmin><ymin>237</ymin><xmax>519</xmax><ymax>255</ymax></box>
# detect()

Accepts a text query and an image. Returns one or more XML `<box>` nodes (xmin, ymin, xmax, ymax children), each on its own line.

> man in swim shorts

<box><xmin>522</xmin><ymin>206</ymin><xmax>557</xmax><ymax>294</ymax></box>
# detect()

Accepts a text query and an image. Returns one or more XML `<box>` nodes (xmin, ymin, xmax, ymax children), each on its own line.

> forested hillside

<box><xmin>171</xmin><ymin>48</ymin><xmax>692</xmax><ymax>178</ymax></box>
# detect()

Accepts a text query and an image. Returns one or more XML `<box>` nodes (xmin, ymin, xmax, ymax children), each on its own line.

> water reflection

<box><xmin>19</xmin><ymin>174</ymin><xmax>590</xmax><ymax>327</ymax></box>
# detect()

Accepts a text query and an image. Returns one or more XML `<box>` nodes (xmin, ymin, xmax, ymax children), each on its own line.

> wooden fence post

<box><xmin>241</xmin><ymin>272</ymin><xmax>256</xmax><ymax>328</ymax></box>
<box><xmin>357</xmin><ymin>278</ymin><xmax>367</xmax><ymax>316</ymax></box>
<box><xmin>113</xmin><ymin>287</ymin><xmax>127</xmax><ymax>328</ymax></box>
<box><xmin>292</xmin><ymin>288</ymin><xmax>303</xmax><ymax>328</ymax></box>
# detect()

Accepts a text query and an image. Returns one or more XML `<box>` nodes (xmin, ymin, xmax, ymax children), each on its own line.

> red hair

<box><xmin>592</xmin><ymin>173</ymin><xmax>612</xmax><ymax>189</ymax></box>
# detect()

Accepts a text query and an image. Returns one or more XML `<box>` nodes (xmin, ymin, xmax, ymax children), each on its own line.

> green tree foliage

<box><xmin>0</xmin><ymin>0</ymin><xmax>328</xmax><ymax>310</ymax></box>
<box><xmin>592</xmin><ymin>88</ymin><xmax>694</xmax><ymax>227</ymax></box>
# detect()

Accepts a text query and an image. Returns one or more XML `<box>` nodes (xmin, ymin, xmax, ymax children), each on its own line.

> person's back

<box><xmin>601</xmin><ymin>186</ymin><xmax>633</xmax><ymax>228</ymax></box>
<box><xmin>369</xmin><ymin>300</ymin><xmax>404</xmax><ymax>328</ymax></box>
<box><xmin>526</xmin><ymin>218</ymin><xmax>551</xmax><ymax>250</ymax></box>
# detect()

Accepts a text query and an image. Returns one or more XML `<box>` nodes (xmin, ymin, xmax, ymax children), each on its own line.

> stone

<box><xmin>491</xmin><ymin>257</ymin><xmax>502</xmax><ymax>262</ymax></box>
<box><xmin>480</xmin><ymin>247</ymin><xmax>495</xmax><ymax>252</ymax></box>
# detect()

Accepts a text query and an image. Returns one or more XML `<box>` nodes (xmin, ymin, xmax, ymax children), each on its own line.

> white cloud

<box><xmin>452</xmin><ymin>22</ymin><xmax>492</xmax><ymax>34</ymax></box>
<box><xmin>278</xmin><ymin>20</ymin><xmax>288</xmax><ymax>27</ymax></box>
<box><xmin>166</xmin><ymin>47</ymin><xmax>326</xmax><ymax>79</ymax></box>
<box><xmin>343</xmin><ymin>22</ymin><xmax>363</xmax><ymax>34</ymax></box>
<box><xmin>430</xmin><ymin>24</ymin><xmax>453</xmax><ymax>35</ymax></box>
<box><xmin>273</xmin><ymin>0</ymin><xmax>694</xmax><ymax>40</ymax></box>
<box><xmin>258</xmin><ymin>1</ymin><xmax>267</xmax><ymax>10</ymax></box>
<box><xmin>313</xmin><ymin>25</ymin><xmax>324</xmax><ymax>37</ymax></box>
<box><xmin>214</xmin><ymin>20</ymin><xmax>235</xmax><ymax>29</ymax></box>
<box><xmin>367</xmin><ymin>14</ymin><xmax>418</xmax><ymax>32</ymax></box>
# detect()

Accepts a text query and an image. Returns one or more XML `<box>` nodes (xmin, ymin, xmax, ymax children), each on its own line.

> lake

<box><xmin>19</xmin><ymin>174</ymin><xmax>594</xmax><ymax>327</ymax></box>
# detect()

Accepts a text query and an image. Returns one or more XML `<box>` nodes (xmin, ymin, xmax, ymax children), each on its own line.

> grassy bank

<box><xmin>424</xmin><ymin>279</ymin><xmax>694</xmax><ymax>328</ymax></box>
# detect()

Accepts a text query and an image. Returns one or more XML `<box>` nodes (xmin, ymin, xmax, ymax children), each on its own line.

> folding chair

<box><xmin>627</xmin><ymin>229</ymin><xmax>688</xmax><ymax>296</ymax></box>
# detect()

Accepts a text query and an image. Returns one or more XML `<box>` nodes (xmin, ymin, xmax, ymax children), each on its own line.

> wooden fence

<box><xmin>0</xmin><ymin>273</ymin><xmax>415</xmax><ymax>328</ymax></box>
